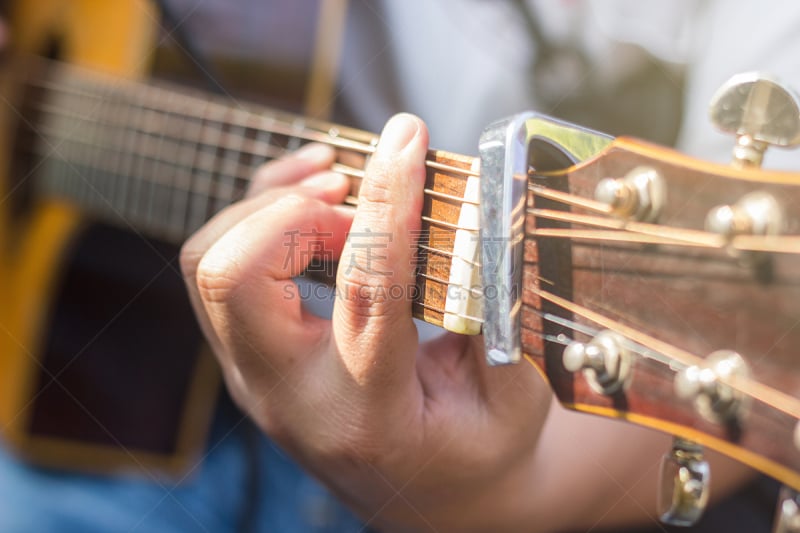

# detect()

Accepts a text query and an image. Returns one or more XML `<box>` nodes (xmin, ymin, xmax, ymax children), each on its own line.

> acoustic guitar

<box><xmin>4</xmin><ymin>0</ymin><xmax>800</xmax><ymax>529</ymax></box>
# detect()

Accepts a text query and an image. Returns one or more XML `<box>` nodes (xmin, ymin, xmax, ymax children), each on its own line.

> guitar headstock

<box><xmin>508</xmin><ymin>73</ymin><xmax>800</xmax><ymax>527</ymax></box>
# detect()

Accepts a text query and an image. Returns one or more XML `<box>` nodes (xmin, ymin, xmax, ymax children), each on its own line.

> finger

<box><xmin>332</xmin><ymin>113</ymin><xmax>429</xmax><ymax>393</ymax></box>
<box><xmin>247</xmin><ymin>143</ymin><xmax>336</xmax><ymax>197</ymax></box>
<box><xmin>195</xmin><ymin>195</ymin><xmax>353</xmax><ymax>381</ymax></box>
<box><xmin>182</xmin><ymin>171</ymin><xmax>349</xmax><ymax>352</ymax></box>
<box><xmin>182</xmin><ymin>170</ymin><xmax>348</xmax><ymax>285</ymax></box>
<box><xmin>188</xmin><ymin>171</ymin><xmax>348</xmax><ymax>259</ymax></box>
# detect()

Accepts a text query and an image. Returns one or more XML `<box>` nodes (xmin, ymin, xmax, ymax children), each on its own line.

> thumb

<box><xmin>332</xmin><ymin>113</ymin><xmax>429</xmax><ymax>390</ymax></box>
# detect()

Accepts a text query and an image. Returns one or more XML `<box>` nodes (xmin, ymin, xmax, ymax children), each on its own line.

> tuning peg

<box><xmin>562</xmin><ymin>330</ymin><xmax>631</xmax><ymax>395</ymax></box>
<box><xmin>594</xmin><ymin>166</ymin><xmax>666</xmax><ymax>222</ymax></box>
<box><xmin>674</xmin><ymin>350</ymin><xmax>749</xmax><ymax>424</ymax></box>
<box><xmin>709</xmin><ymin>72</ymin><xmax>800</xmax><ymax>168</ymax></box>
<box><xmin>658</xmin><ymin>437</ymin><xmax>710</xmax><ymax>527</ymax></box>
<box><xmin>774</xmin><ymin>486</ymin><xmax>800</xmax><ymax>533</ymax></box>
<box><xmin>705</xmin><ymin>190</ymin><xmax>784</xmax><ymax>240</ymax></box>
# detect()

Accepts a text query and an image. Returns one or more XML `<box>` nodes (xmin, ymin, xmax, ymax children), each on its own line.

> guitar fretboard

<box><xmin>19</xmin><ymin>61</ymin><xmax>482</xmax><ymax>331</ymax></box>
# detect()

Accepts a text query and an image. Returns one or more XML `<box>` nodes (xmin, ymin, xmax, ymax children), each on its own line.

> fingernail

<box><xmin>376</xmin><ymin>113</ymin><xmax>420</xmax><ymax>155</ymax></box>
<box><xmin>294</xmin><ymin>143</ymin><xmax>334</xmax><ymax>161</ymax></box>
<box><xmin>300</xmin><ymin>171</ymin><xmax>347</xmax><ymax>188</ymax></box>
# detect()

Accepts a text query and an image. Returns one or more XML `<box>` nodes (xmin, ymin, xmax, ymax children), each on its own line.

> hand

<box><xmin>181</xmin><ymin>114</ymin><xmax>552</xmax><ymax>531</ymax></box>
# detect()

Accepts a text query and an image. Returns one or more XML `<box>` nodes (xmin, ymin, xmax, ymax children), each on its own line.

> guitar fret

<box><xmin>172</xmin><ymin>110</ymin><xmax>204</xmax><ymax>240</ymax></box>
<box><xmin>216</xmin><ymin>109</ymin><xmax>248</xmax><ymax>213</ymax></box>
<box><xmin>72</xmin><ymin>86</ymin><xmax>95</xmax><ymax>209</ymax></box>
<box><xmin>253</xmin><ymin>116</ymin><xmax>276</xmax><ymax>167</ymax></box>
<box><xmin>288</xmin><ymin>118</ymin><xmax>305</xmax><ymax>151</ymax></box>
<box><xmin>60</xmin><ymin>85</ymin><xmax>79</xmax><ymax>204</ymax></box>
<box><xmin>38</xmin><ymin>86</ymin><xmax>68</xmax><ymax>200</ymax></box>
<box><xmin>147</xmin><ymin>88</ymin><xmax>178</xmax><ymax>239</ymax></box>
<box><xmin>137</xmin><ymin>106</ymin><xmax>160</xmax><ymax>230</ymax></box>
<box><xmin>186</xmin><ymin>104</ymin><xmax>224</xmax><ymax>235</ymax></box>
<box><xmin>143</xmin><ymin>104</ymin><xmax>169</xmax><ymax>227</ymax></box>
<box><xmin>106</xmin><ymin>89</ymin><xmax>128</xmax><ymax>214</ymax></box>
<box><xmin>88</xmin><ymin>79</ymin><xmax>115</xmax><ymax>213</ymax></box>
<box><xmin>122</xmin><ymin>85</ymin><xmax>147</xmax><ymax>221</ymax></box>
<box><xmin>127</xmin><ymin>91</ymin><xmax>149</xmax><ymax>225</ymax></box>
<box><xmin>132</xmin><ymin>94</ymin><xmax>162</xmax><ymax>227</ymax></box>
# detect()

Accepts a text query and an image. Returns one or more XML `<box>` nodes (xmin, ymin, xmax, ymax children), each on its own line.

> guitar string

<box><xmin>31</xmin><ymin>105</ymin><xmax>800</xmax><ymax>258</ymax></box>
<box><xmin>28</xmin><ymin>104</ymin><xmax>478</xmax><ymax>207</ymax></box>
<box><xmin>525</xmin><ymin>324</ymin><xmax>798</xmax><ymax>448</ymax></box>
<box><xmin>535</xmin><ymin>288</ymin><xmax>800</xmax><ymax>421</ymax></box>
<box><xmin>528</xmin><ymin>184</ymin><xmax>613</xmax><ymax>215</ymax></box>
<box><xmin>32</xmin><ymin>62</ymin><xmax>800</xmax><ymax>250</ymax></box>
<box><xmin>31</xmin><ymin>74</ymin><xmax>476</xmax><ymax>304</ymax></box>
<box><xmin>25</xmin><ymin>132</ymin><xmax>474</xmax><ymax>214</ymax></box>
<box><xmin>528</xmin><ymin>208</ymin><xmax>721</xmax><ymax>248</ymax></box>
<box><xmin>28</xmin><ymin>86</ymin><xmax>486</xmax><ymax>318</ymax></box>
<box><xmin>528</xmin><ymin>296</ymin><xmax>800</xmax><ymax>438</ymax></box>
<box><xmin>413</xmin><ymin>288</ymin><xmax>800</xmax><ymax>429</ymax></box>
<box><xmin>522</xmin><ymin>306</ymin><xmax>679</xmax><ymax>368</ymax></box>
<box><xmin>414</xmin><ymin>302</ymin><xmax>484</xmax><ymax>323</ymax></box>
<box><xmin>530</xmin><ymin>229</ymin><xmax>713</xmax><ymax>248</ymax></box>
<box><xmin>30</xmin><ymin>148</ymin><xmax>484</xmax><ymax>277</ymax></box>
<box><xmin>415</xmin><ymin>272</ymin><xmax>485</xmax><ymax>299</ymax></box>
<box><xmin>32</xmin><ymin>73</ymin><xmax>381</xmax><ymax>153</ymax></box>
<box><xmin>527</xmin><ymin>195</ymin><xmax>800</xmax><ymax>255</ymax></box>
<box><xmin>42</xmin><ymin>119</ymin><xmax>788</xmax><ymax>258</ymax></box>
<box><xmin>30</xmin><ymin>77</ymin><xmax>800</xmax><ymax>254</ymax></box>
<box><xmin>29</xmin><ymin>89</ymin><xmax>489</xmax><ymax>293</ymax></box>
<box><xmin>28</xmin><ymin>77</ymin><xmax>480</xmax><ymax>179</ymax></box>
<box><xmin>32</xmin><ymin>124</ymin><xmax>800</xmax><ymax>258</ymax></box>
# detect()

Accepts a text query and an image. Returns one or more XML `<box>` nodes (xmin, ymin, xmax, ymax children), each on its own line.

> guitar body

<box><xmin>0</xmin><ymin>0</ymin><xmax>217</xmax><ymax>473</ymax></box>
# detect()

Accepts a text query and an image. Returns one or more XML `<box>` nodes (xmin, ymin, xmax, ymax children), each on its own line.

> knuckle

<box><xmin>195</xmin><ymin>251</ymin><xmax>245</xmax><ymax>304</ymax></box>
<box><xmin>336</xmin><ymin>268</ymin><xmax>396</xmax><ymax>321</ymax></box>
<box><xmin>360</xmin><ymin>156</ymin><xmax>398</xmax><ymax>206</ymax></box>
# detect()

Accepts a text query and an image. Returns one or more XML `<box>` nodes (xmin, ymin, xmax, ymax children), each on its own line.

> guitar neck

<box><xmin>17</xmin><ymin>60</ymin><xmax>481</xmax><ymax>330</ymax></box>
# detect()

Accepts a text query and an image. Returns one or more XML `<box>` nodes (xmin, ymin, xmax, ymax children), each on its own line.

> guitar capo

<box><xmin>478</xmin><ymin>112</ymin><xmax>612</xmax><ymax>365</ymax></box>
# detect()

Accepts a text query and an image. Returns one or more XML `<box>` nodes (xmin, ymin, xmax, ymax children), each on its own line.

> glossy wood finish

<box><xmin>522</xmin><ymin>137</ymin><xmax>800</xmax><ymax>489</ymax></box>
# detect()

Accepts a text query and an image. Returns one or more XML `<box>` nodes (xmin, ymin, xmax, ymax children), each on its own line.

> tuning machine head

<box><xmin>674</xmin><ymin>350</ymin><xmax>749</xmax><ymax>425</ymax></box>
<box><xmin>562</xmin><ymin>330</ymin><xmax>631</xmax><ymax>395</ymax></box>
<box><xmin>705</xmin><ymin>190</ymin><xmax>784</xmax><ymax>241</ymax></box>
<box><xmin>658</xmin><ymin>437</ymin><xmax>710</xmax><ymax>527</ymax></box>
<box><xmin>594</xmin><ymin>166</ymin><xmax>666</xmax><ymax>222</ymax></box>
<box><xmin>709</xmin><ymin>72</ymin><xmax>800</xmax><ymax>168</ymax></box>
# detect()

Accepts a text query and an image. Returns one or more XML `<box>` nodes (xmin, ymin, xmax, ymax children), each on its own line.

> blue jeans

<box><xmin>0</xmin><ymin>398</ymin><xmax>368</xmax><ymax>532</ymax></box>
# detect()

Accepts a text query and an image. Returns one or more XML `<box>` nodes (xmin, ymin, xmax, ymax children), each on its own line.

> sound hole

<box><xmin>28</xmin><ymin>223</ymin><xmax>205</xmax><ymax>455</ymax></box>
